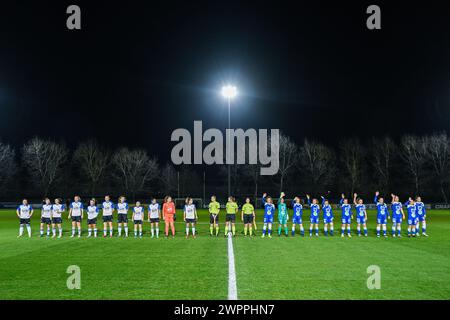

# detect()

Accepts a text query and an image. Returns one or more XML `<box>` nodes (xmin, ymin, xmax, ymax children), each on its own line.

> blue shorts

<box><xmin>341</xmin><ymin>217</ymin><xmax>351</xmax><ymax>224</ymax></box>
<box><xmin>41</xmin><ymin>217</ymin><xmax>52</xmax><ymax>224</ymax></box>
<box><xmin>52</xmin><ymin>217</ymin><xmax>62</xmax><ymax>224</ymax></box>
<box><xmin>408</xmin><ymin>218</ymin><xmax>416</xmax><ymax>226</ymax></box>
<box><xmin>417</xmin><ymin>215</ymin><xmax>425</xmax><ymax>222</ymax></box>
<box><xmin>310</xmin><ymin>216</ymin><xmax>319</xmax><ymax>224</ymax></box>
<box><xmin>392</xmin><ymin>216</ymin><xmax>403</xmax><ymax>224</ymax></box>
<box><xmin>71</xmin><ymin>216</ymin><xmax>82</xmax><ymax>222</ymax></box>
<box><xmin>356</xmin><ymin>217</ymin><xmax>365</xmax><ymax>224</ymax></box>
<box><xmin>263</xmin><ymin>215</ymin><xmax>274</xmax><ymax>223</ymax></box>
<box><xmin>19</xmin><ymin>218</ymin><xmax>30</xmax><ymax>225</ymax></box>
<box><xmin>324</xmin><ymin>217</ymin><xmax>333</xmax><ymax>224</ymax></box>
<box><xmin>377</xmin><ymin>216</ymin><xmax>387</xmax><ymax>224</ymax></box>
<box><xmin>292</xmin><ymin>216</ymin><xmax>302</xmax><ymax>224</ymax></box>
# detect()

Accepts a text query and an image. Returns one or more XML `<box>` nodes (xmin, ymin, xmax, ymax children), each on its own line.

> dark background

<box><xmin>0</xmin><ymin>1</ymin><xmax>450</xmax><ymax>203</ymax></box>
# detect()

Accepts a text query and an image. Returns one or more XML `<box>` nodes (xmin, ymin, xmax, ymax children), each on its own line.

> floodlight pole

<box><xmin>227</xmin><ymin>97</ymin><xmax>231</xmax><ymax>197</ymax></box>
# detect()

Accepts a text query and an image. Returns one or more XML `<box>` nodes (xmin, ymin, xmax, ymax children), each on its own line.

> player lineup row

<box><xmin>14</xmin><ymin>191</ymin><xmax>428</xmax><ymax>239</ymax></box>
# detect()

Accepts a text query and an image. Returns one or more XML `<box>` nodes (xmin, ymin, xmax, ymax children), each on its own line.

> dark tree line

<box><xmin>1</xmin><ymin>132</ymin><xmax>450</xmax><ymax>203</ymax></box>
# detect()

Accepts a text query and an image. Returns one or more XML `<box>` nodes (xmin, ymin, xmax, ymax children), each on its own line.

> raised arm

<box><xmin>306</xmin><ymin>194</ymin><xmax>311</xmax><ymax>205</ymax></box>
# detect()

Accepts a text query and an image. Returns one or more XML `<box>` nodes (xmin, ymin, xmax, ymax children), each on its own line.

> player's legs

<box><xmin>51</xmin><ymin>222</ymin><xmax>56</xmax><ymax>237</ymax></box>
<box><xmin>18</xmin><ymin>223</ymin><xmax>24</xmax><ymax>237</ymax></box>
<box><xmin>40</xmin><ymin>222</ymin><xmax>44</xmax><ymax>237</ymax></box>
<box><xmin>357</xmin><ymin>223</ymin><xmax>361</xmax><ymax>236</ymax></box>
<box><xmin>88</xmin><ymin>223</ymin><xmax>93</xmax><ymax>237</ymax></box>
<box><xmin>77</xmin><ymin>221</ymin><xmax>81</xmax><ymax>237</ymax></box>
<box><xmin>139</xmin><ymin>223</ymin><xmax>143</xmax><ymax>237</ymax></box>
<box><xmin>185</xmin><ymin>222</ymin><xmax>190</xmax><ymax>238</ymax></box>
<box><xmin>123</xmin><ymin>222</ymin><xmax>128</xmax><ymax>237</ymax></box>
<box><xmin>362</xmin><ymin>223</ymin><xmax>368</xmax><ymax>236</ymax></box>
<box><xmin>155</xmin><ymin>222</ymin><xmax>159</xmax><ymax>238</ymax></box>
<box><xmin>422</xmin><ymin>219</ymin><xmax>427</xmax><ymax>236</ymax></box>
<box><xmin>71</xmin><ymin>221</ymin><xmax>76</xmax><ymax>237</ymax></box>
<box><xmin>262</xmin><ymin>220</ymin><xmax>267</xmax><ymax>237</ymax></box>
<box><xmin>396</xmin><ymin>223</ymin><xmax>402</xmax><ymax>237</ymax></box>
<box><xmin>231</xmin><ymin>222</ymin><xmax>236</xmax><ymax>236</ymax></box>
<box><xmin>382</xmin><ymin>223</ymin><xmax>387</xmax><ymax>237</ymax></box>
<box><xmin>118</xmin><ymin>222</ymin><xmax>123</xmax><ymax>236</ymax></box>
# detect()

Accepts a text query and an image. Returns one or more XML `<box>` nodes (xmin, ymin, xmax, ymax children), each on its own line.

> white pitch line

<box><xmin>227</xmin><ymin>232</ymin><xmax>238</xmax><ymax>300</ymax></box>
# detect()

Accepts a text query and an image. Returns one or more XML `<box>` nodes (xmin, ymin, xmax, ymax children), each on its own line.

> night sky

<box><xmin>1</xmin><ymin>1</ymin><xmax>450</xmax><ymax>162</ymax></box>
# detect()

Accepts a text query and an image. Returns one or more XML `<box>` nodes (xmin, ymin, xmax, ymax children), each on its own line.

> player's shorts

<box><xmin>71</xmin><ymin>216</ymin><xmax>82</xmax><ymax>222</ymax></box>
<box><xmin>150</xmin><ymin>218</ymin><xmax>160</xmax><ymax>223</ymax></box>
<box><xmin>87</xmin><ymin>218</ymin><xmax>97</xmax><ymax>225</ymax></box>
<box><xmin>324</xmin><ymin>217</ymin><xmax>333</xmax><ymax>224</ymax></box>
<box><xmin>278</xmin><ymin>215</ymin><xmax>288</xmax><ymax>224</ymax></box>
<box><xmin>225</xmin><ymin>214</ymin><xmax>236</xmax><ymax>222</ymax></box>
<box><xmin>52</xmin><ymin>217</ymin><xmax>62</xmax><ymax>224</ymax></box>
<box><xmin>103</xmin><ymin>215</ymin><xmax>113</xmax><ymax>222</ymax></box>
<box><xmin>19</xmin><ymin>218</ymin><xmax>30</xmax><ymax>225</ymax></box>
<box><xmin>185</xmin><ymin>218</ymin><xmax>196</xmax><ymax>223</ymax></box>
<box><xmin>377</xmin><ymin>216</ymin><xmax>387</xmax><ymax>224</ymax></box>
<box><xmin>392</xmin><ymin>216</ymin><xmax>403</xmax><ymax>224</ymax></box>
<box><xmin>164</xmin><ymin>215</ymin><xmax>174</xmax><ymax>223</ymax></box>
<box><xmin>417</xmin><ymin>215</ymin><xmax>426</xmax><ymax>222</ymax></box>
<box><xmin>356</xmin><ymin>217</ymin><xmax>366</xmax><ymax>224</ymax></box>
<box><xmin>310</xmin><ymin>216</ymin><xmax>319</xmax><ymax>224</ymax></box>
<box><xmin>134</xmin><ymin>219</ymin><xmax>143</xmax><ymax>224</ymax></box>
<box><xmin>408</xmin><ymin>218</ymin><xmax>417</xmax><ymax>225</ymax></box>
<box><xmin>117</xmin><ymin>214</ymin><xmax>128</xmax><ymax>223</ymax></box>
<box><xmin>292</xmin><ymin>216</ymin><xmax>302</xmax><ymax>224</ymax></box>
<box><xmin>41</xmin><ymin>217</ymin><xmax>51</xmax><ymax>224</ymax></box>
<box><xmin>243</xmin><ymin>214</ymin><xmax>253</xmax><ymax>224</ymax></box>
<box><xmin>263</xmin><ymin>215</ymin><xmax>274</xmax><ymax>223</ymax></box>
<box><xmin>209</xmin><ymin>214</ymin><xmax>219</xmax><ymax>224</ymax></box>
<box><xmin>341</xmin><ymin>216</ymin><xmax>351</xmax><ymax>224</ymax></box>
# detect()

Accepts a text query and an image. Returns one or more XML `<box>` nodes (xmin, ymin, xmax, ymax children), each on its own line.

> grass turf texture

<box><xmin>0</xmin><ymin>208</ymin><xmax>449</xmax><ymax>300</ymax></box>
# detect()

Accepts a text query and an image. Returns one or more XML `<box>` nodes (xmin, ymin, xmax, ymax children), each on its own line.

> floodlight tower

<box><xmin>221</xmin><ymin>85</ymin><xmax>237</xmax><ymax>197</ymax></box>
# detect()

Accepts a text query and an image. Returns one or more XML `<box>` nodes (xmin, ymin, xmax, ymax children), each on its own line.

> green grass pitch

<box><xmin>0</xmin><ymin>208</ymin><xmax>449</xmax><ymax>300</ymax></box>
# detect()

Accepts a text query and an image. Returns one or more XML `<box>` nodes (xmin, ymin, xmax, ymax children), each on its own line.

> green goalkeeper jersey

<box><xmin>242</xmin><ymin>203</ymin><xmax>254</xmax><ymax>215</ymax></box>
<box><xmin>209</xmin><ymin>201</ymin><xmax>220</xmax><ymax>214</ymax></box>
<box><xmin>226</xmin><ymin>202</ymin><xmax>238</xmax><ymax>214</ymax></box>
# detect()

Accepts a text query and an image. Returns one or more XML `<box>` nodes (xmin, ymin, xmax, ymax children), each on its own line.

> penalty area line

<box><xmin>227</xmin><ymin>232</ymin><xmax>238</xmax><ymax>300</ymax></box>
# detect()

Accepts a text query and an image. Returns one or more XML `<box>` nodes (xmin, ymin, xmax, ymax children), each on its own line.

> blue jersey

<box><xmin>321</xmin><ymin>197</ymin><xmax>333</xmax><ymax>220</ymax></box>
<box><xmin>415</xmin><ymin>202</ymin><xmax>426</xmax><ymax>217</ymax></box>
<box><xmin>355</xmin><ymin>204</ymin><xmax>366</xmax><ymax>219</ymax></box>
<box><xmin>262</xmin><ymin>197</ymin><xmax>276</xmax><ymax>217</ymax></box>
<box><xmin>374</xmin><ymin>196</ymin><xmax>389</xmax><ymax>219</ymax></box>
<box><xmin>292</xmin><ymin>202</ymin><xmax>303</xmax><ymax>218</ymax></box>
<box><xmin>307</xmin><ymin>198</ymin><xmax>320</xmax><ymax>218</ymax></box>
<box><xmin>340</xmin><ymin>199</ymin><xmax>352</xmax><ymax>218</ymax></box>
<box><xmin>391</xmin><ymin>202</ymin><xmax>403</xmax><ymax>218</ymax></box>
<box><xmin>406</xmin><ymin>204</ymin><xmax>417</xmax><ymax>223</ymax></box>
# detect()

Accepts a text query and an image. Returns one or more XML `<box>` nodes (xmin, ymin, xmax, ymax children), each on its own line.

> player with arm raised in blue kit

<box><xmin>321</xmin><ymin>196</ymin><xmax>334</xmax><ymax>236</ymax></box>
<box><xmin>390</xmin><ymin>194</ymin><xmax>405</xmax><ymax>237</ymax></box>
<box><xmin>261</xmin><ymin>193</ymin><xmax>276</xmax><ymax>238</ymax></box>
<box><xmin>340</xmin><ymin>194</ymin><xmax>353</xmax><ymax>237</ymax></box>
<box><xmin>306</xmin><ymin>194</ymin><xmax>320</xmax><ymax>237</ymax></box>
<box><xmin>353</xmin><ymin>193</ymin><xmax>368</xmax><ymax>237</ymax></box>
<box><xmin>405</xmin><ymin>198</ymin><xmax>417</xmax><ymax>237</ymax></box>
<box><xmin>415</xmin><ymin>196</ymin><xmax>428</xmax><ymax>237</ymax></box>
<box><xmin>291</xmin><ymin>196</ymin><xmax>304</xmax><ymax>236</ymax></box>
<box><xmin>374</xmin><ymin>191</ymin><xmax>390</xmax><ymax>237</ymax></box>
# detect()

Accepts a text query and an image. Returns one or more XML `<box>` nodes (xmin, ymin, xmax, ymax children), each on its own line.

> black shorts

<box><xmin>226</xmin><ymin>214</ymin><xmax>236</xmax><ymax>222</ymax></box>
<box><xmin>88</xmin><ymin>218</ymin><xmax>97</xmax><ymax>225</ymax></box>
<box><xmin>149</xmin><ymin>218</ymin><xmax>160</xmax><ymax>223</ymax></box>
<box><xmin>103</xmin><ymin>215</ymin><xmax>113</xmax><ymax>222</ymax></box>
<box><xmin>52</xmin><ymin>217</ymin><xmax>62</xmax><ymax>224</ymax></box>
<box><xmin>134</xmin><ymin>220</ymin><xmax>143</xmax><ymax>224</ymax></box>
<box><xmin>117</xmin><ymin>214</ymin><xmax>128</xmax><ymax>223</ymax></box>
<box><xmin>71</xmin><ymin>216</ymin><xmax>82</xmax><ymax>222</ymax></box>
<box><xmin>210</xmin><ymin>214</ymin><xmax>219</xmax><ymax>224</ymax></box>
<box><xmin>185</xmin><ymin>218</ymin><xmax>196</xmax><ymax>223</ymax></box>
<box><xmin>19</xmin><ymin>218</ymin><xmax>30</xmax><ymax>225</ymax></box>
<box><xmin>41</xmin><ymin>217</ymin><xmax>52</xmax><ymax>224</ymax></box>
<box><xmin>243</xmin><ymin>214</ymin><xmax>254</xmax><ymax>224</ymax></box>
